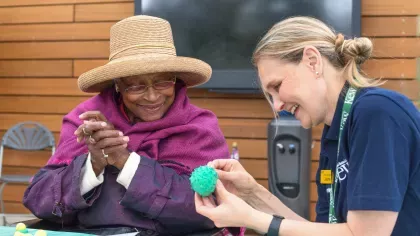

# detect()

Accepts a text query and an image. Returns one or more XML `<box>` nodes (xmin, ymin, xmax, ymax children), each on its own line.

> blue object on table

<box><xmin>0</xmin><ymin>226</ymin><xmax>94</xmax><ymax>236</ymax></box>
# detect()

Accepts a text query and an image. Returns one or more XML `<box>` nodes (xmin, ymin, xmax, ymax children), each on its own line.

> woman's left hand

<box><xmin>75</xmin><ymin>111</ymin><xmax>131</xmax><ymax>170</ymax></box>
<box><xmin>195</xmin><ymin>180</ymin><xmax>255</xmax><ymax>228</ymax></box>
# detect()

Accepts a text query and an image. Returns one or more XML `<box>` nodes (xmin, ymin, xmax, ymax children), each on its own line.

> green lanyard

<box><xmin>328</xmin><ymin>86</ymin><xmax>357</xmax><ymax>223</ymax></box>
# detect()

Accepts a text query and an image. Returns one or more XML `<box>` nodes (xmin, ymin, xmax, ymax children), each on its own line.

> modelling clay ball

<box><xmin>13</xmin><ymin>232</ymin><xmax>25</xmax><ymax>236</ymax></box>
<box><xmin>15</xmin><ymin>223</ymin><xmax>26</xmax><ymax>232</ymax></box>
<box><xmin>34</xmin><ymin>229</ymin><xmax>47</xmax><ymax>236</ymax></box>
<box><xmin>190</xmin><ymin>165</ymin><xmax>218</xmax><ymax>197</ymax></box>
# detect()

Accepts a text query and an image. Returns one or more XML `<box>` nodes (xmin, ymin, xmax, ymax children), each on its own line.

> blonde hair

<box><xmin>253</xmin><ymin>16</ymin><xmax>385</xmax><ymax>118</ymax></box>
<box><xmin>253</xmin><ymin>16</ymin><xmax>385</xmax><ymax>86</ymax></box>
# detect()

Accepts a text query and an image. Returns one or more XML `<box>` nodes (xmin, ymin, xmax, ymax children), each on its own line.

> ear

<box><xmin>301</xmin><ymin>46</ymin><xmax>323</xmax><ymax>78</ymax></box>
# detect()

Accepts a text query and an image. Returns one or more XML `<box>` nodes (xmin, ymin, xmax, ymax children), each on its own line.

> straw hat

<box><xmin>78</xmin><ymin>15</ymin><xmax>212</xmax><ymax>93</ymax></box>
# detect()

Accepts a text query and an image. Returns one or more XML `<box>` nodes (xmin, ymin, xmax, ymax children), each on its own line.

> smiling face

<box><xmin>115</xmin><ymin>72</ymin><xmax>176</xmax><ymax>122</ymax></box>
<box><xmin>257</xmin><ymin>53</ymin><xmax>329</xmax><ymax>129</ymax></box>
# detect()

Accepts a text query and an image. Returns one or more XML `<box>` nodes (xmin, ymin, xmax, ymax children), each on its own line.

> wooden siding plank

<box><xmin>0</xmin><ymin>0</ymin><xmax>133</xmax><ymax>7</ymax></box>
<box><xmin>2</xmin><ymin>149</ymin><xmax>51</xmax><ymax>168</ymax></box>
<box><xmin>310</xmin><ymin>202</ymin><xmax>316</xmax><ymax>222</ymax></box>
<box><xmin>2</xmin><ymin>166</ymin><xmax>40</xmax><ymax>176</ymax></box>
<box><xmin>312</xmin><ymin>141</ymin><xmax>321</xmax><ymax>161</ymax></box>
<box><xmin>1</xmin><ymin>138</ymin><xmax>321</xmax><ymax>164</ymax></box>
<box><xmin>0</xmin><ymin>79</ymin><xmax>416</xmax><ymax>116</ymax></box>
<box><xmin>0</xmin><ymin>78</ymin><xmax>86</xmax><ymax>96</ymax></box>
<box><xmin>0</xmin><ymin>41</ymin><xmax>109</xmax><ymax>59</ymax></box>
<box><xmin>362</xmin><ymin>17</ymin><xmax>418</xmax><ymax>37</ymax></box>
<box><xmin>372</xmin><ymin>38</ymin><xmax>420</xmax><ymax>58</ymax></box>
<box><xmin>0</xmin><ymin>5</ymin><xmax>73</xmax><ymax>24</ymax></box>
<box><xmin>0</xmin><ymin>96</ymin><xmax>274</xmax><ymax>118</ymax></box>
<box><xmin>0</xmin><ymin>114</ymin><xmax>286</xmax><ymax>139</ymax></box>
<box><xmin>381</xmin><ymin>80</ymin><xmax>419</xmax><ymax>100</ymax></box>
<box><xmin>0</xmin><ymin>77</ymin><xmax>264</xmax><ymax>98</ymax></box>
<box><xmin>74</xmin><ymin>59</ymin><xmax>108</xmax><ymax>76</ymax></box>
<box><xmin>240</xmin><ymin>159</ymin><xmax>267</xmax><ymax>179</ymax></box>
<box><xmin>0</xmin><ymin>22</ymin><xmax>113</xmax><ymax>42</ymax></box>
<box><xmin>1</xmin><ymin>137</ymin><xmax>321</xmax><ymax>162</ymax></box>
<box><xmin>0</xmin><ymin>150</ymin><xmax>321</xmax><ymax>182</ymax></box>
<box><xmin>192</xmin><ymin>99</ymin><xmax>272</xmax><ymax>119</ymax></box>
<box><xmin>0</xmin><ymin>114</ymin><xmax>64</xmax><ymax>132</ymax></box>
<box><xmin>0</xmin><ymin>115</ymin><xmax>325</xmax><ymax>142</ymax></box>
<box><xmin>0</xmin><ymin>58</ymin><xmax>411</xmax><ymax>94</ymax></box>
<box><xmin>362</xmin><ymin>59</ymin><xmax>418</xmax><ymax>79</ymax></box>
<box><xmin>311</xmin><ymin>161</ymin><xmax>319</xmax><ymax>183</ymax></box>
<box><xmin>3</xmin><ymin>202</ymin><xmax>31</xmax><ymax>214</ymax></box>
<box><xmin>73</xmin><ymin>59</ymin><xmax>420</xmax><ymax>80</ymax></box>
<box><xmin>0</xmin><ymin>60</ymin><xmax>72</xmax><ymax>77</ymax></box>
<box><xmin>1</xmin><ymin>184</ymin><xmax>29</xmax><ymax>202</ymax></box>
<box><xmin>187</xmin><ymin>89</ymin><xmax>264</xmax><ymax>99</ymax></box>
<box><xmin>0</xmin><ymin>96</ymin><xmax>87</xmax><ymax>114</ymax></box>
<box><xmin>75</xmin><ymin>3</ymin><xmax>134</xmax><ymax>22</ymax></box>
<box><xmin>362</xmin><ymin>0</ymin><xmax>420</xmax><ymax>16</ymax></box>
<box><xmin>311</xmin><ymin>182</ymin><xmax>318</xmax><ymax>202</ymax></box>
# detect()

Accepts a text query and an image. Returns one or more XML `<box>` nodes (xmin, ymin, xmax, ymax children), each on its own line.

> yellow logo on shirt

<box><xmin>320</xmin><ymin>170</ymin><xmax>333</xmax><ymax>184</ymax></box>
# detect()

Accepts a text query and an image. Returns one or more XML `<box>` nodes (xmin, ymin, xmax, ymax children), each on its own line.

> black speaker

<box><xmin>267</xmin><ymin>115</ymin><xmax>312</xmax><ymax>219</ymax></box>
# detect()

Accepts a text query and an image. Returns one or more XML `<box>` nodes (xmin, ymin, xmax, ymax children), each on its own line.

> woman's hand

<box><xmin>195</xmin><ymin>180</ymin><xmax>257</xmax><ymax>228</ymax></box>
<box><xmin>74</xmin><ymin>111</ymin><xmax>131</xmax><ymax>174</ymax></box>
<box><xmin>207</xmin><ymin>159</ymin><xmax>259</xmax><ymax>201</ymax></box>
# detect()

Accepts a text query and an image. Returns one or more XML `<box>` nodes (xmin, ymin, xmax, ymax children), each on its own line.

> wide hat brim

<box><xmin>78</xmin><ymin>55</ymin><xmax>212</xmax><ymax>93</ymax></box>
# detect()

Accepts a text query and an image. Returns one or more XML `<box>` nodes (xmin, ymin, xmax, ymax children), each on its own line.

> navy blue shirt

<box><xmin>315</xmin><ymin>85</ymin><xmax>420</xmax><ymax>235</ymax></box>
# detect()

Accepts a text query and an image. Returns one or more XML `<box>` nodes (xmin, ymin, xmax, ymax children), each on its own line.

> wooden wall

<box><xmin>0</xmin><ymin>0</ymin><xmax>418</xmax><ymax>228</ymax></box>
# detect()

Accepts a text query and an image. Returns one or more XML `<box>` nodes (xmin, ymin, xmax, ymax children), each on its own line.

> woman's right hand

<box><xmin>207</xmin><ymin>159</ymin><xmax>259</xmax><ymax>201</ymax></box>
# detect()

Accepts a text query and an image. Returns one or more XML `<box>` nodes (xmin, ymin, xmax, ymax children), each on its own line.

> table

<box><xmin>0</xmin><ymin>227</ymin><xmax>139</xmax><ymax>236</ymax></box>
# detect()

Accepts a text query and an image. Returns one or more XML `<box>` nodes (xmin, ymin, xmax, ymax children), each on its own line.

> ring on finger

<box><xmin>82</xmin><ymin>127</ymin><xmax>89</xmax><ymax>135</ymax></box>
<box><xmin>102</xmin><ymin>149</ymin><xmax>108</xmax><ymax>158</ymax></box>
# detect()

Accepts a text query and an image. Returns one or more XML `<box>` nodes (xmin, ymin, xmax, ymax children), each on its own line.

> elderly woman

<box><xmin>23</xmin><ymin>15</ymin><xmax>242</xmax><ymax>236</ymax></box>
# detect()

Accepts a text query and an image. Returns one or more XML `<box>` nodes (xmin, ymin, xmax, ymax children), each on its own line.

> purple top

<box><xmin>23</xmin><ymin>83</ymin><xmax>244</xmax><ymax>235</ymax></box>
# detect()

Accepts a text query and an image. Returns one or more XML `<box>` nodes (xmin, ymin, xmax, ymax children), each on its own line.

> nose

<box><xmin>273</xmin><ymin>99</ymin><xmax>284</xmax><ymax>112</ymax></box>
<box><xmin>144</xmin><ymin>87</ymin><xmax>159</xmax><ymax>101</ymax></box>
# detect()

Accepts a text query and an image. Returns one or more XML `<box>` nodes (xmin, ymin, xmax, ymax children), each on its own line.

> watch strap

<box><xmin>265</xmin><ymin>215</ymin><xmax>284</xmax><ymax>236</ymax></box>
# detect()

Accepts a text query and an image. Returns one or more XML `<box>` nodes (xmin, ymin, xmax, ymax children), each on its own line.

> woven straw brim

<box><xmin>78</xmin><ymin>55</ymin><xmax>212</xmax><ymax>93</ymax></box>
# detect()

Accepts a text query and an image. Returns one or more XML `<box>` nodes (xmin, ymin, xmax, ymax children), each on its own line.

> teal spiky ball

<box><xmin>190</xmin><ymin>166</ymin><xmax>218</xmax><ymax>197</ymax></box>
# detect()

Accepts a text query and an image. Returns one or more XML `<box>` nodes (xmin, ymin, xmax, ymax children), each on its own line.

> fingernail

<box><xmin>79</xmin><ymin>114</ymin><xmax>83</xmax><ymax>118</ymax></box>
<box><xmin>84</xmin><ymin>120</ymin><xmax>89</xmax><ymax>124</ymax></box>
<box><xmin>123</xmin><ymin>136</ymin><xmax>129</xmax><ymax>141</ymax></box>
<box><xmin>119</xmin><ymin>131</ymin><xmax>123</xmax><ymax>136</ymax></box>
<box><xmin>101</xmin><ymin>122</ymin><xmax>107</xmax><ymax>127</ymax></box>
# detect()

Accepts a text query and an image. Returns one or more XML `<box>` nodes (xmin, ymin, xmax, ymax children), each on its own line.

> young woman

<box><xmin>195</xmin><ymin>16</ymin><xmax>420</xmax><ymax>236</ymax></box>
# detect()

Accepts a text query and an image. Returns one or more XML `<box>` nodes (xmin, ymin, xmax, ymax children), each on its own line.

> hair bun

<box><xmin>336</xmin><ymin>36</ymin><xmax>373</xmax><ymax>65</ymax></box>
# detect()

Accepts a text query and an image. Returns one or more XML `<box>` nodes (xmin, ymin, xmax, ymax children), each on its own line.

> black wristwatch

<box><xmin>265</xmin><ymin>215</ymin><xmax>284</xmax><ymax>236</ymax></box>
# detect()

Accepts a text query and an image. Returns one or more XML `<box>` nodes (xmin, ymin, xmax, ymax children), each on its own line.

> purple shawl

<box><xmin>47</xmin><ymin>83</ymin><xmax>230</xmax><ymax>175</ymax></box>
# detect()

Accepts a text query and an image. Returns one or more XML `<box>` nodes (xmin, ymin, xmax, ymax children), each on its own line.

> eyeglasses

<box><xmin>123</xmin><ymin>77</ymin><xmax>176</xmax><ymax>94</ymax></box>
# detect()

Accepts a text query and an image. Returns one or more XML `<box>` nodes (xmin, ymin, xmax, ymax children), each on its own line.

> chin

<box><xmin>297</xmin><ymin>115</ymin><xmax>313</xmax><ymax>129</ymax></box>
<box><xmin>301</xmin><ymin>122</ymin><xmax>312</xmax><ymax>129</ymax></box>
<box><xmin>141</xmin><ymin>115</ymin><xmax>163</xmax><ymax>122</ymax></box>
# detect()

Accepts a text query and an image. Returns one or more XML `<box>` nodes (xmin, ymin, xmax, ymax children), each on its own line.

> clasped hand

<box><xmin>74</xmin><ymin>111</ymin><xmax>130</xmax><ymax>175</ymax></box>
